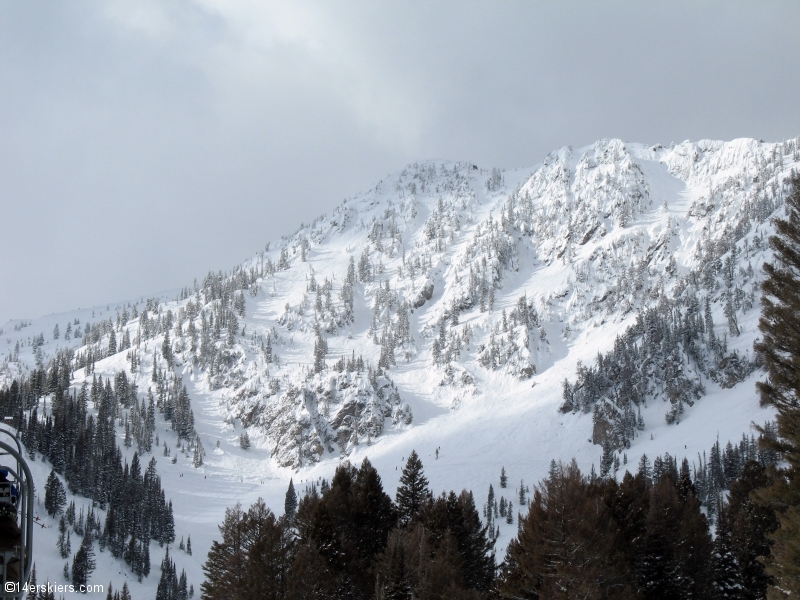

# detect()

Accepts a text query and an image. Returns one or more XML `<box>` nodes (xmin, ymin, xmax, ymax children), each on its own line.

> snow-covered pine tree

<box><xmin>711</xmin><ymin>497</ymin><xmax>745</xmax><ymax>598</ymax></box>
<box><xmin>599</xmin><ymin>441</ymin><xmax>615</xmax><ymax>479</ymax></box>
<box><xmin>192</xmin><ymin>435</ymin><xmax>205</xmax><ymax>468</ymax></box>
<box><xmin>44</xmin><ymin>469</ymin><xmax>67</xmax><ymax>516</ymax></box>
<box><xmin>71</xmin><ymin>530</ymin><xmax>96</xmax><ymax>587</ymax></box>
<box><xmin>57</xmin><ymin>517</ymin><xmax>71</xmax><ymax>559</ymax></box>
<box><xmin>108</xmin><ymin>329</ymin><xmax>116</xmax><ymax>356</ymax></box>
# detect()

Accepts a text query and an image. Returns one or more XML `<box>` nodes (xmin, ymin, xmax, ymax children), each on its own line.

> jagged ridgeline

<box><xmin>1</xmin><ymin>138</ymin><xmax>798</xmax><ymax>470</ymax></box>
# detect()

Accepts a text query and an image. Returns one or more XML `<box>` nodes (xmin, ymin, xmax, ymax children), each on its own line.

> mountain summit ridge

<box><xmin>2</xmin><ymin>136</ymin><xmax>794</xmax><ymax>467</ymax></box>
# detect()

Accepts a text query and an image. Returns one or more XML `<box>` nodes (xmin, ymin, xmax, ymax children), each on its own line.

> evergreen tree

<box><xmin>291</xmin><ymin>459</ymin><xmax>397</xmax><ymax>600</ymax></box>
<box><xmin>730</xmin><ymin>461</ymin><xmax>778</xmax><ymax>599</ymax></box>
<box><xmin>286</xmin><ymin>542</ymin><xmax>337</xmax><ymax>599</ymax></box>
<box><xmin>396</xmin><ymin>450</ymin><xmax>430</xmax><ymax>526</ymax></box>
<box><xmin>500</xmin><ymin>466</ymin><xmax>508</xmax><ymax>488</ymax></box>
<box><xmin>72</xmin><ymin>530</ymin><xmax>96</xmax><ymax>587</ymax></box>
<box><xmin>162</xmin><ymin>330</ymin><xmax>172</xmax><ymax>367</ymax></box>
<box><xmin>754</xmin><ymin>173</ymin><xmax>800</xmax><ymax>596</ymax></box>
<box><xmin>600</xmin><ymin>440</ymin><xmax>615</xmax><ymax>479</ymax></box>
<box><xmin>44</xmin><ymin>469</ymin><xmax>67</xmax><ymax>516</ymax></box>
<box><xmin>108</xmin><ymin>329</ymin><xmax>117</xmax><ymax>356</ymax></box>
<box><xmin>57</xmin><ymin>517</ymin><xmax>72</xmax><ymax>559</ymax></box>
<box><xmin>637</xmin><ymin>474</ymin><xmax>712</xmax><ymax>599</ymax></box>
<box><xmin>201</xmin><ymin>500</ymin><xmax>293</xmax><ymax>600</ymax></box>
<box><xmin>501</xmin><ymin>460</ymin><xmax>633</xmax><ymax>598</ymax></box>
<box><xmin>678</xmin><ymin>457</ymin><xmax>696</xmax><ymax>500</ymax></box>
<box><xmin>637</xmin><ymin>454</ymin><xmax>652</xmax><ymax>485</ymax></box>
<box><xmin>712</xmin><ymin>497</ymin><xmax>745</xmax><ymax>599</ymax></box>
<box><xmin>284</xmin><ymin>479</ymin><xmax>298</xmax><ymax>521</ymax></box>
<box><xmin>156</xmin><ymin>547</ymin><xmax>176</xmax><ymax>600</ymax></box>
<box><xmin>27</xmin><ymin>564</ymin><xmax>36</xmax><ymax>600</ymax></box>
<box><xmin>192</xmin><ymin>435</ymin><xmax>205</xmax><ymax>468</ymax></box>
<box><xmin>384</xmin><ymin>543</ymin><xmax>411</xmax><ymax>600</ymax></box>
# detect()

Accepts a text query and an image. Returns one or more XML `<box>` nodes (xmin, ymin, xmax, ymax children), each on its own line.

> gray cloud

<box><xmin>1</xmin><ymin>0</ymin><xmax>798</xmax><ymax>322</ymax></box>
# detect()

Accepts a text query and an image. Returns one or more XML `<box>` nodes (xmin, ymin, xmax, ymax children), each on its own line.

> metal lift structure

<box><xmin>0</xmin><ymin>428</ymin><xmax>33</xmax><ymax>599</ymax></box>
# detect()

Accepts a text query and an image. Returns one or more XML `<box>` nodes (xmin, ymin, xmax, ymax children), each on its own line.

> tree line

<box><xmin>201</xmin><ymin>451</ymin><xmax>494</xmax><ymax>600</ymax></box>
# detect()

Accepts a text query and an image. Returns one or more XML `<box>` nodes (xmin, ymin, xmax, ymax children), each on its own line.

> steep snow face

<box><xmin>0</xmin><ymin>137</ymin><xmax>796</xmax><ymax>593</ymax></box>
<box><xmin>2</xmin><ymin>137</ymin><xmax>795</xmax><ymax>454</ymax></box>
<box><xmin>2</xmin><ymin>138</ymin><xmax>795</xmax><ymax>459</ymax></box>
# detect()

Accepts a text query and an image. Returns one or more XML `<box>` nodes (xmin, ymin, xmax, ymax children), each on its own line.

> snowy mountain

<box><xmin>1</xmin><ymin>136</ymin><xmax>795</xmax><ymax>596</ymax></box>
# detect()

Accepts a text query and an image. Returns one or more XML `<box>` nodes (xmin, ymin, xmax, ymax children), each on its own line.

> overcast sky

<box><xmin>1</xmin><ymin>1</ymin><xmax>798</xmax><ymax>323</ymax></box>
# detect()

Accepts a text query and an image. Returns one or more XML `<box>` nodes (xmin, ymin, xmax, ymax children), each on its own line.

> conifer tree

<box><xmin>44</xmin><ymin>469</ymin><xmax>67</xmax><ymax>516</ymax></box>
<box><xmin>201</xmin><ymin>500</ymin><xmax>293</xmax><ymax>600</ymax></box>
<box><xmin>284</xmin><ymin>479</ymin><xmax>298</xmax><ymax>521</ymax></box>
<box><xmin>72</xmin><ymin>530</ymin><xmax>96</xmax><ymax>587</ymax></box>
<box><xmin>730</xmin><ymin>460</ymin><xmax>778</xmax><ymax>599</ymax></box>
<box><xmin>501</xmin><ymin>460</ymin><xmax>631</xmax><ymax>598</ymax></box>
<box><xmin>162</xmin><ymin>330</ymin><xmax>172</xmax><ymax>367</ymax></box>
<box><xmin>384</xmin><ymin>543</ymin><xmax>411</xmax><ymax>600</ymax></box>
<box><xmin>156</xmin><ymin>547</ymin><xmax>176</xmax><ymax>600</ymax></box>
<box><xmin>58</xmin><ymin>516</ymin><xmax>71</xmax><ymax>559</ymax></box>
<box><xmin>600</xmin><ymin>440</ymin><xmax>615</xmax><ymax>479</ymax></box>
<box><xmin>637</xmin><ymin>454</ymin><xmax>652</xmax><ymax>485</ymax></box>
<box><xmin>500</xmin><ymin>466</ymin><xmax>508</xmax><ymax>488</ymax></box>
<box><xmin>711</xmin><ymin>497</ymin><xmax>745</xmax><ymax>599</ymax></box>
<box><xmin>754</xmin><ymin>173</ymin><xmax>800</xmax><ymax>595</ymax></box>
<box><xmin>192</xmin><ymin>435</ymin><xmax>205</xmax><ymax>468</ymax></box>
<box><xmin>27</xmin><ymin>564</ymin><xmax>36</xmax><ymax>600</ymax></box>
<box><xmin>485</xmin><ymin>484</ymin><xmax>496</xmax><ymax>531</ymax></box>
<box><xmin>396</xmin><ymin>450</ymin><xmax>429</xmax><ymax>526</ymax></box>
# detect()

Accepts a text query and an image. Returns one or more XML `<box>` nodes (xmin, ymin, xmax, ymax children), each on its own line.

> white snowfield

<box><xmin>0</xmin><ymin>136</ymin><xmax>793</xmax><ymax>596</ymax></box>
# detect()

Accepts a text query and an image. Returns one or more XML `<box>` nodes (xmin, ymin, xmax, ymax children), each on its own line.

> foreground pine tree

<box><xmin>284</xmin><ymin>479</ymin><xmax>297</xmax><ymax>521</ymax></box>
<box><xmin>395</xmin><ymin>450</ymin><xmax>430</xmax><ymax>526</ymax></box>
<box><xmin>727</xmin><ymin>461</ymin><xmax>778</xmax><ymax>599</ymax></box>
<box><xmin>711</xmin><ymin>497</ymin><xmax>745</xmax><ymax>598</ymax></box>
<box><xmin>501</xmin><ymin>460</ymin><xmax>636</xmax><ymax>599</ymax></box>
<box><xmin>201</xmin><ymin>499</ymin><xmax>293</xmax><ymax>600</ymax></box>
<box><xmin>755</xmin><ymin>173</ymin><xmax>800</xmax><ymax>597</ymax></box>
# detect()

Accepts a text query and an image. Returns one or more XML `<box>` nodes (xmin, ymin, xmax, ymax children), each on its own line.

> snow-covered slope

<box><xmin>1</xmin><ymin>137</ymin><xmax>796</xmax><ymax>596</ymax></box>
